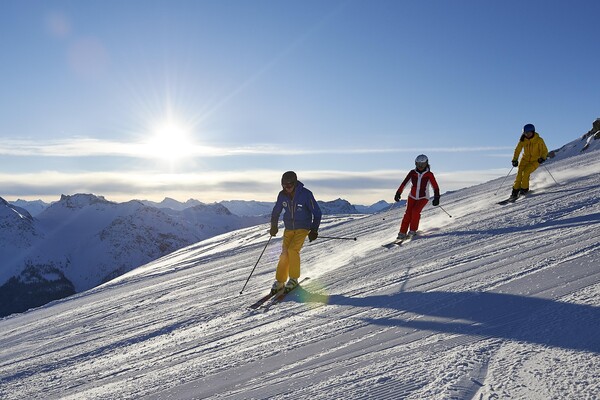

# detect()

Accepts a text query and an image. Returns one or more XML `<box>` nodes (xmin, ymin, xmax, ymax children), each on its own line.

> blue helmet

<box><xmin>523</xmin><ymin>123</ymin><xmax>535</xmax><ymax>133</ymax></box>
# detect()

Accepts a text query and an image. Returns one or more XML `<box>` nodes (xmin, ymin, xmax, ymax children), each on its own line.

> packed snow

<box><xmin>0</xmin><ymin>147</ymin><xmax>598</xmax><ymax>399</ymax></box>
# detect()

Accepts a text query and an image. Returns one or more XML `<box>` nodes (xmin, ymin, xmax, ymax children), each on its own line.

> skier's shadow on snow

<box><xmin>298</xmin><ymin>289</ymin><xmax>600</xmax><ymax>353</ymax></box>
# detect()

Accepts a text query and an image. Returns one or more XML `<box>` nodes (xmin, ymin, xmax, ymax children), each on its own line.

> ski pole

<box><xmin>437</xmin><ymin>205</ymin><xmax>452</xmax><ymax>218</ymax></box>
<box><xmin>544</xmin><ymin>165</ymin><xmax>559</xmax><ymax>185</ymax></box>
<box><xmin>318</xmin><ymin>235</ymin><xmax>357</xmax><ymax>241</ymax></box>
<box><xmin>239</xmin><ymin>235</ymin><xmax>272</xmax><ymax>294</ymax></box>
<box><xmin>494</xmin><ymin>166</ymin><xmax>514</xmax><ymax>195</ymax></box>
<box><xmin>382</xmin><ymin>202</ymin><xmax>397</xmax><ymax>220</ymax></box>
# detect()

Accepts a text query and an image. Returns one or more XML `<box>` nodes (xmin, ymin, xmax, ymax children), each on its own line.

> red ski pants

<box><xmin>400</xmin><ymin>197</ymin><xmax>429</xmax><ymax>234</ymax></box>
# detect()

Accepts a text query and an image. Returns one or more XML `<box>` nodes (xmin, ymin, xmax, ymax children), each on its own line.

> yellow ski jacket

<box><xmin>513</xmin><ymin>132</ymin><xmax>549</xmax><ymax>163</ymax></box>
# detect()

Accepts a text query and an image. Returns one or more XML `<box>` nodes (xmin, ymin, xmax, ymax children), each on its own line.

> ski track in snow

<box><xmin>0</xmin><ymin>150</ymin><xmax>599</xmax><ymax>399</ymax></box>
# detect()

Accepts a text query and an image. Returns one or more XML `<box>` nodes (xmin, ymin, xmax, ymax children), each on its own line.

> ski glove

<box><xmin>432</xmin><ymin>196</ymin><xmax>440</xmax><ymax>206</ymax></box>
<box><xmin>269</xmin><ymin>225</ymin><xmax>278</xmax><ymax>236</ymax></box>
<box><xmin>512</xmin><ymin>160</ymin><xmax>519</xmax><ymax>167</ymax></box>
<box><xmin>394</xmin><ymin>191</ymin><xmax>401</xmax><ymax>202</ymax></box>
<box><xmin>538</xmin><ymin>158</ymin><xmax>546</xmax><ymax>164</ymax></box>
<box><xmin>308</xmin><ymin>230</ymin><xmax>318</xmax><ymax>242</ymax></box>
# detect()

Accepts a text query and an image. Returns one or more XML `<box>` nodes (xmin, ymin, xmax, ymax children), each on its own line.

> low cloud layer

<box><xmin>0</xmin><ymin>168</ymin><xmax>509</xmax><ymax>205</ymax></box>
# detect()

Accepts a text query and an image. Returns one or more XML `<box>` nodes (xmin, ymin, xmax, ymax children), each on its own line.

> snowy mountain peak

<box><xmin>355</xmin><ymin>200</ymin><xmax>392</xmax><ymax>214</ymax></box>
<box><xmin>57</xmin><ymin>193</ymin><xmax>113</xmax><ymax>209</ymax></box>
<box><xmin>9</xmin><ymin>199</ymin><xmax>49</xmax><ymax>216</ymax></box>
<box><xmin>549</xmin><ymin>117</ymin><xmax>600</xmax><ymax>161</ymax></box>
<box><xmin>139</xmin><ymin>197</ymin><xmax>204</xmax><ymax>211</ymax></box>
<box><xmin>189</xmin><ymin>203</ymin><xmax>232</xmax><ymax>215</ymax></box>
<box><xmin>0</xmin><ymin>196</ymin><xmax>34</xmax><ymax>222</ymax></box>
<box><xmin>318</xmin><ymin>198</ymin><xmax>359</xmax><ymax>214</ymax></box>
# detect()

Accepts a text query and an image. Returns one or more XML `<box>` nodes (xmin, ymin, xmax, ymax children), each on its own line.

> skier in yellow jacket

<box><xmin>510</xmin><ymin>123</ymin><xmax>548</xmax><ymax>199</ymax></box>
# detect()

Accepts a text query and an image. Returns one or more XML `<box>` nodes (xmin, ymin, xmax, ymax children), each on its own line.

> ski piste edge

<box><xmin>249</xmin><ymin>277</ymin><xmax>309</xmax><ymax>310</ymax></box>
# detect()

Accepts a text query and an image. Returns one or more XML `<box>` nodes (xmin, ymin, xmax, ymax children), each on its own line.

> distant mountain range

<box><xmin>12</xmin><ymin>197</ymin><xmax>392</xmax><ymax>218</ymax></box>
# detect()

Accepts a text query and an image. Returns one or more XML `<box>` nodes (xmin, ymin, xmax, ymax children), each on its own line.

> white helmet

<box><xmin>415</xmin><ymin>154</ymin><xmax>429</xmax><ymax>170</ymax></box>
<box><xmin>415</xmin><ymin>154</ymin><xmax>428</xmax><ymax>164</ymax></box>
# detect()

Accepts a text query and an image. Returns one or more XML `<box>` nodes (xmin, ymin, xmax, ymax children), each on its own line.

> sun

<box><xmin>145</xmin><ymin>120</ymin><xmax>196</xmax><ymax>162</ymax></box>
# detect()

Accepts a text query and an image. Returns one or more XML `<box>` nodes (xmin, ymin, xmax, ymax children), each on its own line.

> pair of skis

<box><xmin>497</xmin><ymin>190</ymin><xmax>533</xmax><ymax>205</ymax></box>
<box><xmin>248</xmin><ymin>277</ymin><xmax>309</xmax><ymax>310</ymax></box>
<box><xmin>382</xmin><ymin>235</ymin><xmax>415</xmax><ymax>249</ymax></box>
<box><xmin>497</xmin><ymin>195</ymin><xmax>520</xmax><ymax>205</ymax></box>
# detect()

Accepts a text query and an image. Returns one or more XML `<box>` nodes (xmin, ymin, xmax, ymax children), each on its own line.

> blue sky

<box><xmin>1</xmin><ymin>0</ymin><xmax>599</xmax><ymax>205</ymax></box>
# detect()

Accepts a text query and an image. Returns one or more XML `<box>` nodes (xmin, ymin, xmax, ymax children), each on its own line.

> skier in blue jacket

<box><xmin>270</xmin><ymin>171</ymin><xmax>322</xmax><ymax>293</ymax></box>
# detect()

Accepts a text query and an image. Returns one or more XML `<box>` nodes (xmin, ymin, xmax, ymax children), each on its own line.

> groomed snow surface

<box><xmin>1</xmin><ymin>150</ymin><xmax>599</xmax><ymax>399</ymax></box>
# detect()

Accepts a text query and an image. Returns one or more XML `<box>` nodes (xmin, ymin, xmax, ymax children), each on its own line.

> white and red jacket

<box><xmin>397</xmin><ymin>167</ymin><xmax>440</xmax><ymax>201</ymax></box>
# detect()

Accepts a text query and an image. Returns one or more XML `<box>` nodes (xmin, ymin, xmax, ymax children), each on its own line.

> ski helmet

<box><xmin>523</xmin><ymin>123</ymin><xmax>535</xmax><ymax>133</ymax></box>
<box><xmin>415</xmin><ymin>154</ymin><xmax>429</xmax><ymax>164</ymax></box>
<box><xmin>415</xmin><ymin>154</ymin><xmax>429</xmax><ymax>169</ymax></box>
<box><xmin>281</xmin><ymin>171</ymin><xmax>297</xmax><ymax>186</ymax></box>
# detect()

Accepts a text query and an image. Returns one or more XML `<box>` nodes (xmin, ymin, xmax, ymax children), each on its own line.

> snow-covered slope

<box><xmin>0</xmin><ymin>145</ymin><xmax>598</xmax><ymax>399</ymax></box>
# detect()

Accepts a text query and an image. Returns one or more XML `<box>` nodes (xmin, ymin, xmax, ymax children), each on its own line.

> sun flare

<box><xmin>145</xmin><ymin>120</ymin><xmax>196</xmax><ymax>161</ymax></box>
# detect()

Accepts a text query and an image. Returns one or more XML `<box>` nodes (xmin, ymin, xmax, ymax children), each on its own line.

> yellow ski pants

<box><xmin>275</xmin><ymin>229</ymin><xmax>309</xmax><ymax>283</ymax></box>
<box><xmin>513</xmin><ymin>160</ymin><xmax>539</xmax><ymax>190</ymax></box>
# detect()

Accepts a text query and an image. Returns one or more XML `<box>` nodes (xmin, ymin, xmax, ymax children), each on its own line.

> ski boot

<box><xmin>271</xmin><ymin>281</ymin><xmax>284</xmax><ymax>295</ymax></box>
<box><xmin>284</xmin><ymin>278</ymin><xmax>299</xmax><ymax>293</ymax></box>
<box><xmin>396</xmin><ymin>232</ymin><xmax>408</xmax><ymax>240</ymax></box>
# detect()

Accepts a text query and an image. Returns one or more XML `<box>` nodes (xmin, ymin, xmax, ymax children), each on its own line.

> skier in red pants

<box><xmin>394</xmin><ymin>154</ymin><xmax>441</xmax><ymax>240</ymax></box>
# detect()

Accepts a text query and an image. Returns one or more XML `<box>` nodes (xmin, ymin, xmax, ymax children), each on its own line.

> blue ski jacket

<box><xmin>271</xmin><ymin>181</ymin><xmax>322</xmax><ymax>231</ymax></box>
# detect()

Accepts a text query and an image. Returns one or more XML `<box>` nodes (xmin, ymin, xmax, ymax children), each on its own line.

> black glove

<box><xmin>512</xmin><ymin>160</ymin><xmax>519</xmax><ymax>167</ymax></box>
<box><xmin>308</xmin><ymin>230</ymin><xmax>318</xmax><ymax>242</ymax></box>
<box><xmin>538</xmin><ymin>157</ymin><xmax>546</xmax><ymax>164</ymax></box>
<box><xmin>432</xmin><ymin>196</ymin><xmax>440</xmax><ymax>206</ymax></box>
<box><xmin>269</xmin><ymin>225</ymin><xmax>278</xmax><ymax>236</ymax></box>
<box><xmin>394</xmin><ymin>191</ymin><xmax>401</xmax><ymax>202</ymax></box>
